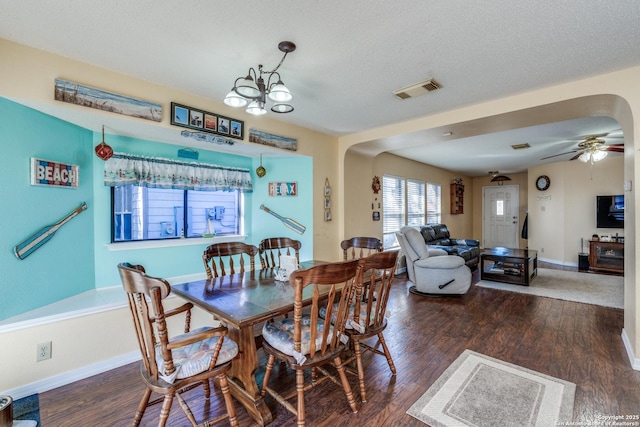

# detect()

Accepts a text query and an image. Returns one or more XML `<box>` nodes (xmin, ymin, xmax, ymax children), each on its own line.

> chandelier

<box><xmin>223</xmin><ymin>41</ymin><xmax>296</xmax><ymax>116</ymax></box>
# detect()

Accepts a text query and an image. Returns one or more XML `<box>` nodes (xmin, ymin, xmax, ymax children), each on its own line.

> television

<box><xmin>596</xmin><ymin>195</ymin><xmax>624</xmax><ymax>229</ymax></box>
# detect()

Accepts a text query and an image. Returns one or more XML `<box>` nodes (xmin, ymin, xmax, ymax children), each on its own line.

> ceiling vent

<box><xmin>511</xmin><ymin>143</ymin><xmax>531</xmax><ymax>150</ymax></box>
<box><xmin>393</xmin><ymin>78</ymin><xmax>442</xmax><ymax>100</ymax></box>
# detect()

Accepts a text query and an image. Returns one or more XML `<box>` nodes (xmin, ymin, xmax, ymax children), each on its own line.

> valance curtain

<box><xmin>103</xmin><ymin>152</ymin><xmax>253</xmax><ymax>192</ymax></box>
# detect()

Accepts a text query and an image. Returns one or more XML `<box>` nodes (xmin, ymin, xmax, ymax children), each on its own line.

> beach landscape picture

<box><xmin>249</xmin><ymin>128</ymin><xmax>297</xmax><ymax>151</ymax></box>
<box><xmin>54</xmin><ymin>78</ymin><xmax>162</xmax><ymax>122</ymax></box>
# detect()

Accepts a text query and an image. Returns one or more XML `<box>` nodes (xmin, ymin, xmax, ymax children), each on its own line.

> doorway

<box><xmin>483</xmin><ymin>185</ymin><xmax>519</xmax><ymax>249</ymax></box>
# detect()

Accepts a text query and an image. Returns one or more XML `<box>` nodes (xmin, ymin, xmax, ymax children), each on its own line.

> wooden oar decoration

<box><xmin>259</xmin><ymin>204</ymin><xmax>306</xmax><ymax>235</ymax></box>
<box><xmin>14</xmin><ymin>202</ymin><xmax>87</xmax><ymax>260</ymax></box>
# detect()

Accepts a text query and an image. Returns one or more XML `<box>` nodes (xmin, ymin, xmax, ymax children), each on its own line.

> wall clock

<box><xmin>536</xmin><ymin>175</ymin><xmax>550</xmax><ymax>191</ymax></box>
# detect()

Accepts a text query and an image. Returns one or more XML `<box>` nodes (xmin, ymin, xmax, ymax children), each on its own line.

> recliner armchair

<box><xmin>396</xmin><ymin>226</ymin><xmax>471</xmax><ymax>295</ymax></box>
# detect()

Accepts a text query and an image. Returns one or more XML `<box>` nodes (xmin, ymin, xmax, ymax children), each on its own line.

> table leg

<box><xmin>227</xmin><ymin>325</ymin><xmax>272</xmax><ymax>426</ymax></box>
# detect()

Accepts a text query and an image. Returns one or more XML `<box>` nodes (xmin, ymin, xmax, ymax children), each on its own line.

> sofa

<box><xmin>419</xmin><ymin>224</ymin><xmax>480</xmax><ymax>270</ymax></box>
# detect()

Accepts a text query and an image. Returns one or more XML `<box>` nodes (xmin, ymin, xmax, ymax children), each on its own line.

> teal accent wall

<box><xmin>0</xmin><ymin>97</ymin><xmax>314</xmax><ymax>320</ymax></box>
<box><xmin>0</xmin><ymin>97</ymin><xmax>95</xmax><ymax>320</ymax></box>
<box><xmin>251</xmin><ymin>156</ymin><xmax>314</xmax><ymax>262</ymax></box>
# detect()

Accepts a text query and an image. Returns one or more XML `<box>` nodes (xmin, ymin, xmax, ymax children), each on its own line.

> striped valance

<box><xmin>104</xmin><ymin>152</ymin><xmax>253</xmax><ymax>192</ymax></box>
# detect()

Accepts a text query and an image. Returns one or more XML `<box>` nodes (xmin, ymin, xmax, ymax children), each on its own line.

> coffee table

<box><xmin>480</xmin><ymin>247</ymin><xmax>538</xmax><ymax>286</ymax></box>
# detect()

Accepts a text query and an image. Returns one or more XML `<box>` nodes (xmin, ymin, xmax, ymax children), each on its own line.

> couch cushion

<box><xmin>420</xmin><ymin>226</ymin><xmax>437</xmax><ymax>243</ymax></box>
<box><xmin>404</xmin><ymin>227</ymin><xmax>430</xmax><ymax>259</ymax></box>
<box><xmin>432</xmin><ymin>224</ymin><xmax>450</xmax><ymax>240</ymax></box>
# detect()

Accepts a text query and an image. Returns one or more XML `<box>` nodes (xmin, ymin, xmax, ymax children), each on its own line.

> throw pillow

<box><xmin>405</xmin><ymin>228</ymin><xmax>430</xmax><ymax>259</ymax></box>
<box><xmin>455</xmin><ymin>239</ymin><xmax>468</xmax><ymax>246</ymax></box>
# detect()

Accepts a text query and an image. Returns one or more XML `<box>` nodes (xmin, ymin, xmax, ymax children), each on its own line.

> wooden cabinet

<box><xmin>450</xmin><ymin>183</ymin><xmax>464</xmax><ymax>214</ymax></box>
<box><xmin>589</xmin><ymin>240</ymin><xmax>624</xmax><ymax>274</ymax></box>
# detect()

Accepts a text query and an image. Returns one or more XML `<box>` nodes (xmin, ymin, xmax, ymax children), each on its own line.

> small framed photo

<box><xmin>204</xmin><ymin>114</ymin><xmax>217</xmax><ymax>131</ymax></box>
<box><xmin>218</xmin><ymin>118</ymin><xmax>230</xmax><ymax>134</ymax></box>
<box><xmin>324</xmin><ymin>196</ymin><xmax>331</xmax><ymax>209</ymax></box>
<box><xmin>189</xmin><ymin>110</ymin><xmax>203</xmax><ymax>128</ymax></box>
<box><xmin>173</xmin><ymin>105</ymin><xmax>189</xmax><ymax>125</ymax></box>
<box><xmin>372</xmin><ymin>211</ymin><xmax>380</xmax><ymax>221</ymax></box>
<box><xmin>324</xmin><ymin>210</ymin><xmax>332</xmax><ymax>222</ymax></box>
<box><xmin>230</xmin><ymin>120</ymin><xmax>243</xmax><ymax>138</ymax></box>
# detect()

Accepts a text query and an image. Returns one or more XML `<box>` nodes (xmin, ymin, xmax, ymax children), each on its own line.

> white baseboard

<box><xmin>621</xmin><ymin>328</ymin><xmax>640</xmax><ymax>370</ymax></box>
<box><xmin>2</xmin><ymin>351</ymin><xmax>140</xmax><ymax>400</ymax></box>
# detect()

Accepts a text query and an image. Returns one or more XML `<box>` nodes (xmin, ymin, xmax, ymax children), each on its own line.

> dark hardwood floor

<box><xmin>40</xmin><ymin>264</ymin><xmax>640</xmax><ymax>426</ymax></box>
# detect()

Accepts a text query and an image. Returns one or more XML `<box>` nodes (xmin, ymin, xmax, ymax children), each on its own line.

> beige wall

<box><xmin>528</xmin><ymin>156</ymin><xmax>624</xmax><ymax>264</ymax></box>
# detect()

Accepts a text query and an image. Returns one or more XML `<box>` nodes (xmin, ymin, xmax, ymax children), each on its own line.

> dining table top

<box><xmin>171</xmin><ymin>260</ymin><xmax>327</xmax><ymax>328</ymax></box>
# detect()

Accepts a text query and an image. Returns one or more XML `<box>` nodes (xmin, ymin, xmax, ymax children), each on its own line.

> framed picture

<box><xmin>324</xmin><ymin>196</ymin><xmax>331</xmax><ymax>209</ymax></box>
<box><xmin>231</xmin><ymin>120</ymin><xmax>243</xmax><ymax>138</ymax></box>
<box><xmin>189</xmin><ymin>110</ymin><xmax>203</xmax><ymax>128</ymax></box>
<box><xmin>204</xmin><ymin>114</ymin><xmax>217</xmax><ymax>131</ymax></box>
<box><xmin>325</xmin><ymin>210</ymin><xmax>332</xmax><ymax>222</ymax></box>
<box><xmin>170</xmin><ymin>102</ymin><xmax>243</xmax><ymax>140</ymax></box>
<box><xmin>218</xmin><ymin>118</ymin><xmax>230</xmax><ymax>135</ymax></box>
<box><xmin>173</xmin><ymin>105</ymin><xmax>189</xmax><ymax>125</ymax></box>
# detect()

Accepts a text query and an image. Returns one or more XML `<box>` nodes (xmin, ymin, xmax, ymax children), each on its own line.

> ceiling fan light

<box><xmin>271</xmin><ymin>103</ymin><xmax>294</xmax><ymax>113</ymax></box>
<box><xmin>268</xmin><ymin>82</ymin><xmax>293</xmax><ymax>103</ymax></box>
<box><xmin>578</xmin><ymin>152</ymin><xmax>591</xmax><ymax>163</ymax></box>
<box><xmin>246</xmin><ymin>100</ymin><xmax>267</xmax><ymax>116</ymax></box>
<box><xmin>223</xmin><ymin>89</ymin><xmax>248</xmax><ymax>108</ymax></box>
<box><xmin>592</xmin><ymin>150</ymin><xmax>608</xmax><ymax>161</ymax></box>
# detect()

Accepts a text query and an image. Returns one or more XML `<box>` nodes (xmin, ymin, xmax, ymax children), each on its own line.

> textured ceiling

<box><xmin>1</xmin><ymin>0</ymin><xmax>639</xmax><ymax>175</ymax></box>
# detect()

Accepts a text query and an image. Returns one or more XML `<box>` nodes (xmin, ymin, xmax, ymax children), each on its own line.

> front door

<box><xmin>483</xmin><ymin>185</ymin><xmax>519</xmax><ymax>248</ymax></box>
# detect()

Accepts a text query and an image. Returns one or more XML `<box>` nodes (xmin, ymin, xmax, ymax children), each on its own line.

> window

<box><xmin>382</xmin><ymin>175</ymin><xmax>405</xmax><ymax>248</ymax></box>
<box><xmin>426</xmin><ymin>182</ymin><xmax>441</xmax><ymax>224</ymax></box>
<box><xmin>407</xmin><ymin>179</ymin><xmax>425</xmax><ymax>226</ymax></box>
<box><xmin>105</xmin><ymin>152</ymin><xmax>252</xmax><ymax>243</ymax></box>
<box><xmin>112</xmin><ymin>186</ymin><xmax>242</xmax><ymax>242</ymax></box>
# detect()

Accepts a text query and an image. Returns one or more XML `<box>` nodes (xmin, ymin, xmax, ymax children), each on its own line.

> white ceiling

<box><xmin>1</xmin><ymin>0</ymin><xmax>639</xmax><ymax>176</ymax></box>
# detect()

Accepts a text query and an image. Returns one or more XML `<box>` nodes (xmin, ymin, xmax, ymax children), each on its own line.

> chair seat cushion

<box><xmin>262</xmin><ymin>315</ymin><xmax>335</xmax><ymax>361</ymax></box>
<box><xmin>415</xmin><ymin>255</ymin><xmax>466</xmax><ymax>269</ymax></box>
<box><xmin>156</xmin><ymin>326</ymin><xmax>238</xmax><ymax>384</ymax></box>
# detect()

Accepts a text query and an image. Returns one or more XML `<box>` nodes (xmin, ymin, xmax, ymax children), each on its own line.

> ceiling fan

<box><xmin>541</xmin><ymin>132</ymin><xmax>624</xmax><ymax>164</ymax></box>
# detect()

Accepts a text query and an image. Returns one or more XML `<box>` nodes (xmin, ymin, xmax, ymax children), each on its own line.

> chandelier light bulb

<box><xmin>268</xmin><ymin>82</ymin><xmax>293</xmax><ymax>103</ymax></box>
<box><xmin>223</xmin><ymin>89</ymin><xmax>248</xmax><ymax>108</ymax></box>
<box><xmin>592</xmin><ymin>150</ymin><xmax>608</xmax><ymax>161</ymax></box>
<box><xmin>246</xmin><ymin>100</ymin><xmax>267</xmax><ymax>116</ymax></box>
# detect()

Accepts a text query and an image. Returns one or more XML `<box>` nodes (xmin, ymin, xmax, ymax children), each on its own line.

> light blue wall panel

<box><xmin>0</xmin><ymin>97</ymin><xmax>94</xmax><ymax>320</ymax></box>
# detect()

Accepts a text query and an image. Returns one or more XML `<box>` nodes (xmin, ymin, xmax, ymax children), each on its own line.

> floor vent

<box><xmin>393</xmin><ymin>78</ymin><xmax>442</xmax><ymax>99</ymax></box>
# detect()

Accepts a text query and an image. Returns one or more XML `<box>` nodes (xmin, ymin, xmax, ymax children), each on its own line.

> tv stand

<box><xmin>589</xmin><ymin>240</ymin><xmax>624</xmax><ymax>274</ymax></box>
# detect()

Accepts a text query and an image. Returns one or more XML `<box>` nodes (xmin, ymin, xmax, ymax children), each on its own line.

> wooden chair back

<box><xmin>258</xmin><ymin>237</ymin><xmax>301</xmax><ymax>269</ymax></box>
<box><xmin>288</xmin><ymin>259</ymin><xmax>361</xmax><ymax>358</ymax></box>
<box><xmin>203</xmin><ymin>242</ymin><xmax>258</xmax><ymax>278</ymax></box>
<box><xmin>118</xmin><ymin>262</ymin><xmax>180</xmax><ymax>379</ymax></box>
<box><xmin>354</xmin><ymin>250</ymin><xmax>399</xmax><ymax>332</ymax></box>
<box><xmin>341</xmin><ymin>236</ymin><xmax>383</xmax><ymax>260</ymax></box>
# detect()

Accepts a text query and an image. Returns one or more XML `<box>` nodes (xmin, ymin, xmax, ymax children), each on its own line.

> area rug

<box><xmin>13</xmin><ymin>394</ymin><xmax>40</xmax><ymax>426</ymax></box>
<box><xmin>476</xmin><ymin>268</ymin><xmax>623</xmax><ymax>309</ymax></box>
<box><xmin>407</xmin><ymin>350</ymin><xmax>575</xmax><ymax>427</ymax></box>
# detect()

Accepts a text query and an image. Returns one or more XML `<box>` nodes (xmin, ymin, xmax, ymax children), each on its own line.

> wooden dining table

<box><xmin>171</xmin><ymin>260</ymin><xmax>326</xmax><ymax>426</ymax></box>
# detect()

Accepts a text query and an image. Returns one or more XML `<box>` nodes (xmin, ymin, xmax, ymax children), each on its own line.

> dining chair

<box><xmin>258</xmin><ymin>236</ymin><xmax>301</xmax><ymax>269</ymax></box>
<box><xmin>341</xmin><ymin>237</ymin><xmax>383</xmax><ymax>260</ymax></box>
<box><xmin>344</xmin><ymin>250</ymin><xmax>399</xmax><ymax>403</ymax></box>
<box><xmin>117</xmin><ymin>262</ymin><xmax>239</xmax><ymax>427</ymax></box>
<box><xmin>260</xmin><ymin>260</ymin><xmax>362</xmax><ymax>425</ymax></box>
<box><xmin>203</xmin><ymin>242</ymin><xmax>258</xmax><ymax>278</ymax></box>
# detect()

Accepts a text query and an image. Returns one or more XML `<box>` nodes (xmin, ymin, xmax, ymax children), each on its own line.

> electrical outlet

<box><xmin>37</xmin><ymin>341</ymin><xmax>52</xmax><ymax>361</ymax></box>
